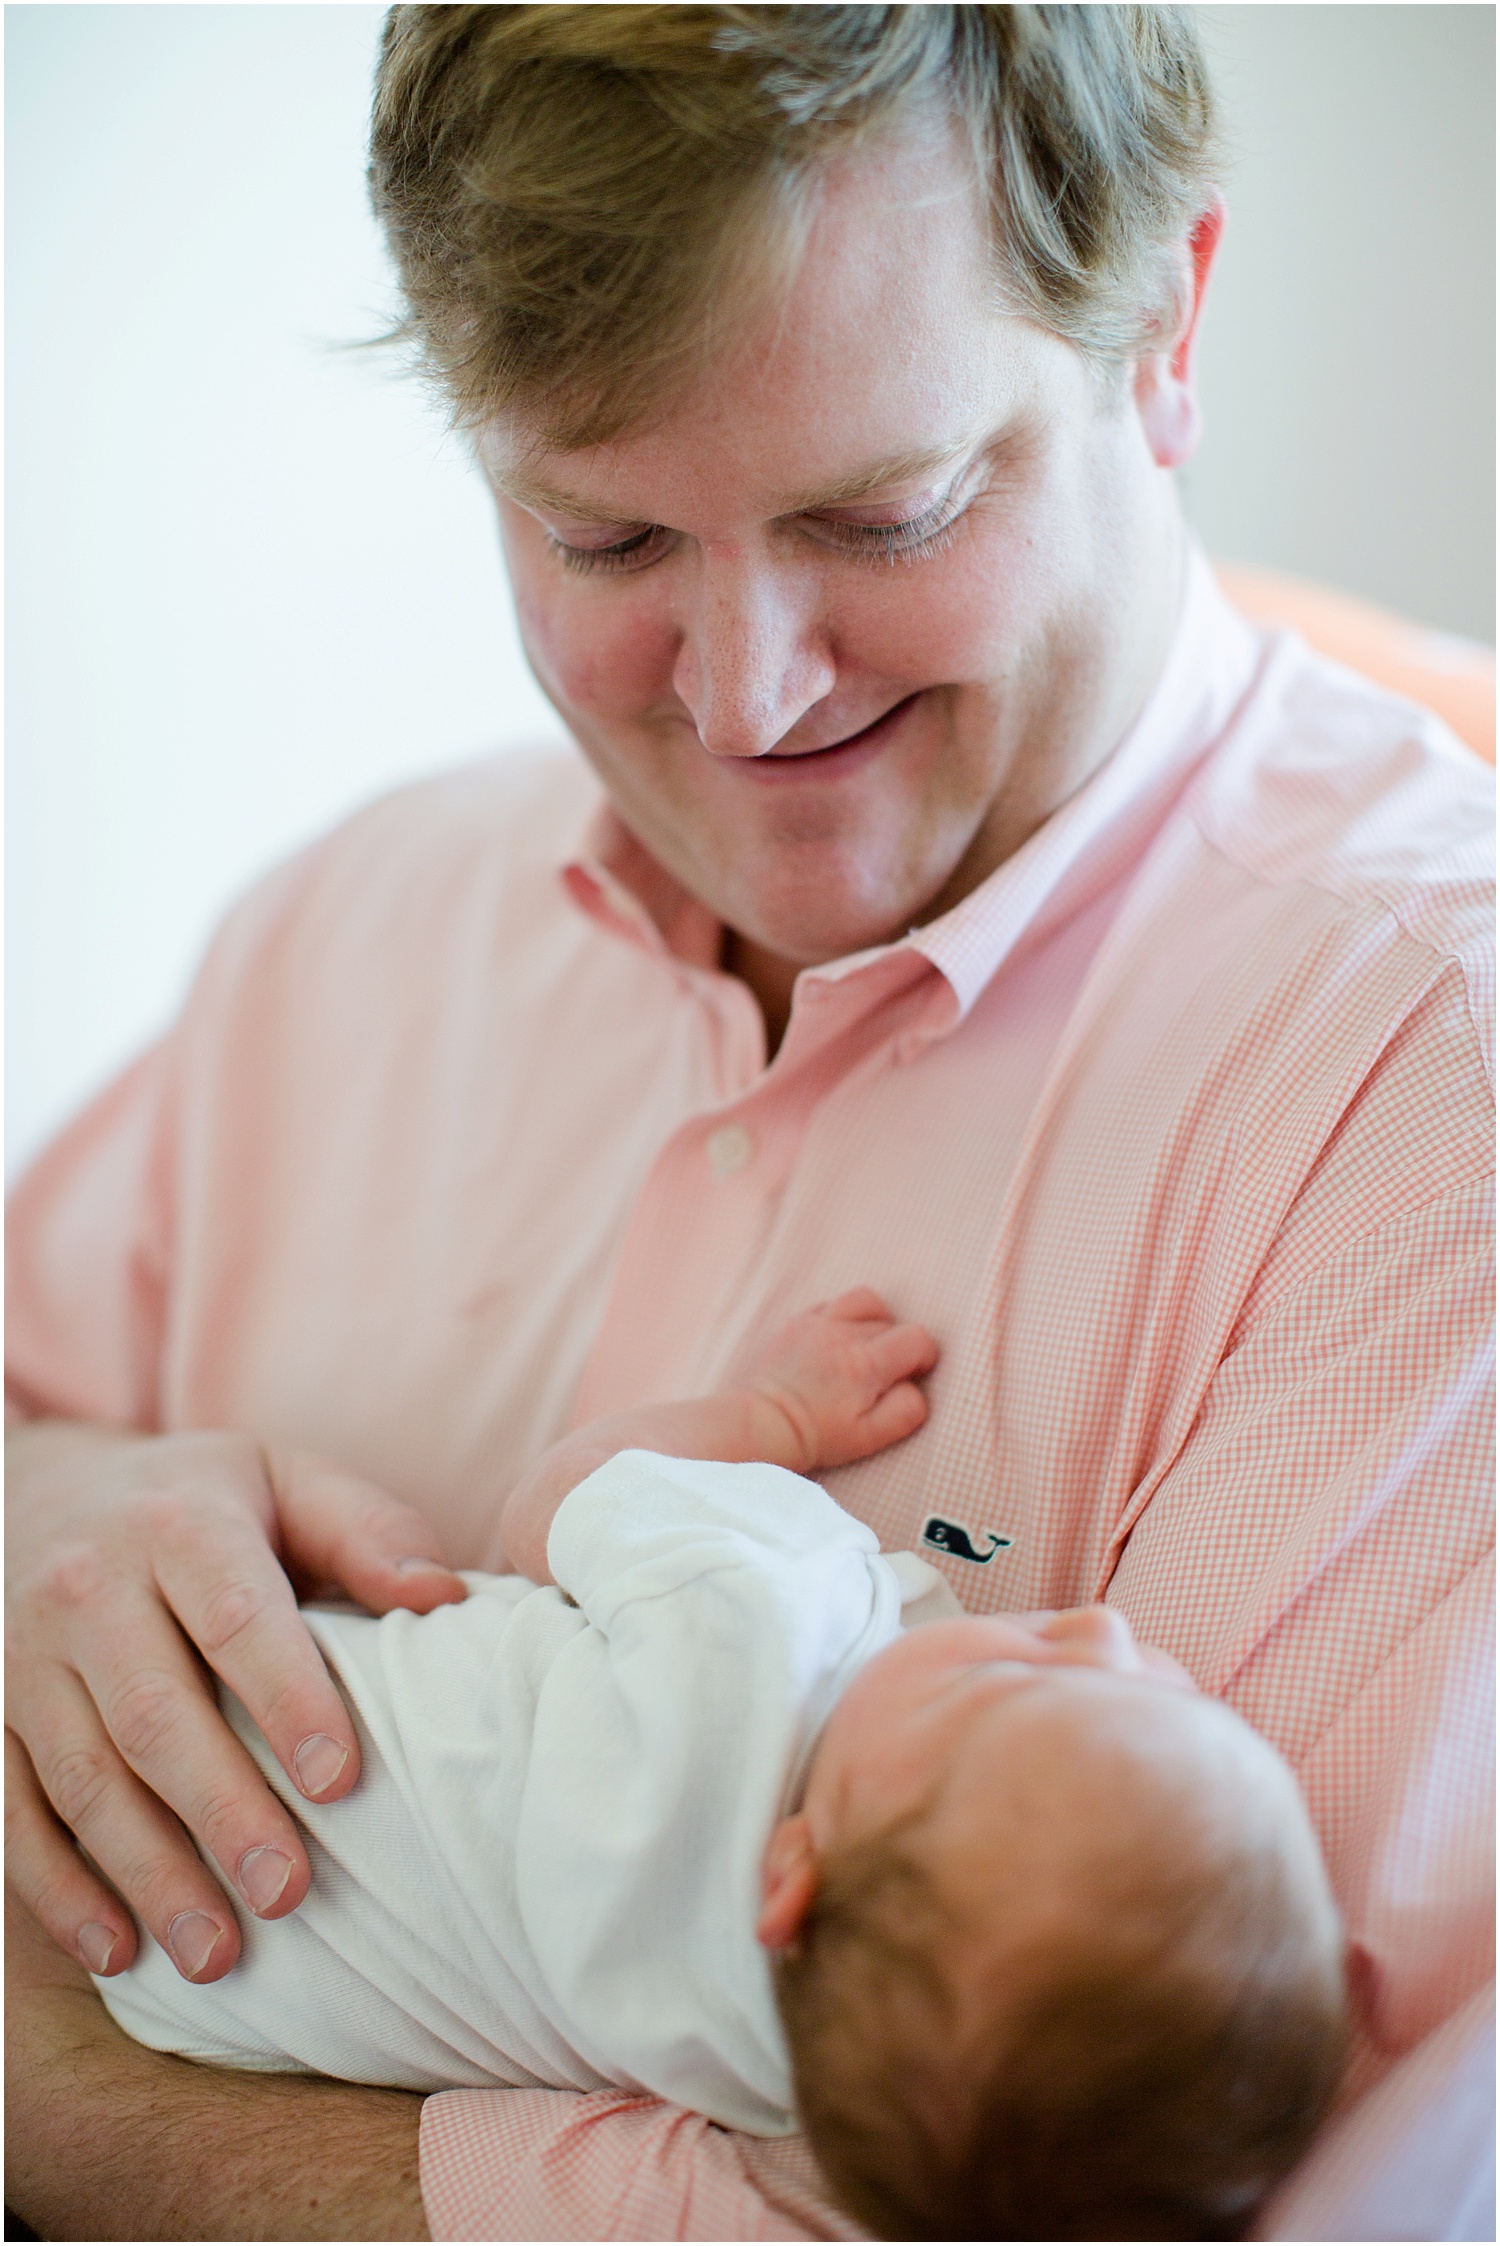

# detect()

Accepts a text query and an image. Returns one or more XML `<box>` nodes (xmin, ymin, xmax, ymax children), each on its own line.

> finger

<box><xmin>33</xmin><ymin>1638</ymin><xmax>312</xmax><ymax>1934</ymax></box>
<box><xmin>5</xmin><ymin>1725</ymin><xmax>138</xmax><ymax>1977</ymax></box>
<box><xmin>143</xmin><ymin>1495</ymin><xmax>365</xmax><ymax>1806</ymax></box>
<box><xmin>861</xmin><ymin>1381</ymin><xmax>930</xmax><ymax>1450</ymax></box>
<box><xmin>865</xmin><ymin>1322</ymin><xmax>940</xmax><ymax>1385</ymax></box>
<box><xmin>820</xmin><ymin>1286</ymin><xmax>893</xmax><ymax>1324</ymax></box>
<box><xmin>269</xmin><ymin>1451</ymin><xmax>467</xmax><ymax>1617</ymax></box>
<box><xmin>14</xmin><ymin>1676</ymin><xmax>249</xmax><ymax>1982</ymax></box>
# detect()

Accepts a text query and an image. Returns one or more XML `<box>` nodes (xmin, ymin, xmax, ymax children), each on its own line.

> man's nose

<box><xmin>671</xmin><ymin>549</ymin><xmax>837</xmax><ymax>757</ymax></box>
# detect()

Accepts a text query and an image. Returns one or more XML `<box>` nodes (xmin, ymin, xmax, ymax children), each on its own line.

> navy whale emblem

<box><xmin>921</xmin><ymin>1515</ymin><xmax>1014</xmax><ymax>1565</ymax></box>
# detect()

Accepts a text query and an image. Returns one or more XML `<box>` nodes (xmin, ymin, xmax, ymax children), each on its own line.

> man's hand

<box><xmin>750</xmin><ymin>1288</ymin><xmax>939</xmax><ymax>1472</ymax></box>
<box><xmin>5</xmin><ymin>1421</ymin><xmax>465</xmax><ymax>1983</ymax></box>
<box><xmin>5</xmin><ymin>1887</ymin><xmax>428</xmax><ymax>2240</ymax></box>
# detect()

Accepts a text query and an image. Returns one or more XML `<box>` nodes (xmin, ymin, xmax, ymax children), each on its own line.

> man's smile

<box><xmin>707</xmin><ymin>691</ymin><xmax>926</xmax><ymax>781</ymax></box>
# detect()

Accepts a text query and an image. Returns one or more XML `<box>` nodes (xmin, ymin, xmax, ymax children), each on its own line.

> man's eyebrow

<box><xmin>773</xmin><ymin>443</ymin><xmax>972</xmax><ymax>512</ymax></box>
<box><xmin>489</xmin><ymin>441</ymin><xmax>976</xmax><ymax>524</ymax></box>
<box><xmin>488</xmin><ymin>469</ymin><xmax>629</xmax><ymax>522</ymax></box>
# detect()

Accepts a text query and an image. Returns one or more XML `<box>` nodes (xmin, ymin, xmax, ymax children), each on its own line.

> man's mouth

<box><xmin>726</xmin><ymin>692</ymin><xmax>922</xmax><ymax>780</ymax></box>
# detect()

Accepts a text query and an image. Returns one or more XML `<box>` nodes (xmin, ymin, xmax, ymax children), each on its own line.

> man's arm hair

<box><xmin>5</xmin><ymin>1892</ymin><xmax>428</xmax><ymax>2242</ymax></box>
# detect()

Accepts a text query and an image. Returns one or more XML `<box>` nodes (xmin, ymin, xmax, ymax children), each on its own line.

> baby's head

<box><xmin>761</xmin><ymin>1608</ymin><xmax>1346</xmax><ymax>2241</ymax></box>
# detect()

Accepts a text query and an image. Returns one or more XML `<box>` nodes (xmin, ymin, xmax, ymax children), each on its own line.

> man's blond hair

<box><xmin>369</xmin><ymin>4</ymin><xmax>1219</xmax><ymax>447</ymax></box>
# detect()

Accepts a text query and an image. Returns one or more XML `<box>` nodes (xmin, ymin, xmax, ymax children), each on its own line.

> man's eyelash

<box><xmin>825</xmin><ymin>504</ymin><xmax>963</xmax><ymax>567</ymax></box>
<box><xmin>547</xmin><ymin>500</ymin><xmax>966</xmax><ymax>576</ymax></box>
<box><xmin>550</xmin><ymin>525</ymin><xmax>662</xmax><ymax>575</ymax></box>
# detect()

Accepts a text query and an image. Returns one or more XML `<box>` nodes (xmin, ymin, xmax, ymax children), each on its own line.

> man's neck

<box><xmin>721</xmin><ymin>930</ymin><xmax>802</xmax><ymax>1059</ymax></box>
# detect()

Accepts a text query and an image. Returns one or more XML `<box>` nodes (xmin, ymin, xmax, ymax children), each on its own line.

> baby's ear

<box><xmin>756</xmin><ymin>1815</ymin><xmax>819</xmax><ymax>1953</ymax></box>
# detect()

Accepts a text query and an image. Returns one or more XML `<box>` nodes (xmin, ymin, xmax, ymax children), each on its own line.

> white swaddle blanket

<box><xmin>98</xmin><ymin>1450</ymin><xmax>958</xmax><ymax>2135</ymax></box>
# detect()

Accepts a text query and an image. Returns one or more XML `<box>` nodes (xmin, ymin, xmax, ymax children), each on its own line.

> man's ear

<box><xmin>1133</xmin><ymin>191</ymin><xmax>1227</xmax><ymax>470</ymax></box>
<box><xmin>756</xmin><ymin>1814</ymin><xmax>819</xmax><ymax>1953</ymax></box>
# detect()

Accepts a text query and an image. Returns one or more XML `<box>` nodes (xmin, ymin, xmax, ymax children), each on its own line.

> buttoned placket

<box><xmin>566</xmin><ymin>923</ymin><xmax>962</xmax><ymax>1419</ymax></box>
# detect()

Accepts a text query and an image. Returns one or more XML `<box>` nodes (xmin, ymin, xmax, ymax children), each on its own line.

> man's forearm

<box><xmin>6</xmin><ymin>1896</ymin><xmax>428</xmax><ymax>2241</ymax></box>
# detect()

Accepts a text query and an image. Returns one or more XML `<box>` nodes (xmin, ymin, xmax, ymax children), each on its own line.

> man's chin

<box><xmin>719</xmin><ymin>887</ymin><xmax>934</xmax><ymax>972</ymax></box>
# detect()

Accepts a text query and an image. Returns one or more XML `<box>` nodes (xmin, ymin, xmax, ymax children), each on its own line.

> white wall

<box><xmin>6</xmin><ymin>4</ymin><xmax>559</xmax><ymax>1174</ymax></box>
<box><xmin>7</xmin><ymin>3</ymin><xmax>1494</xmax><ymax>1175</ymax></box>
<box><xmin>1186</xmin><ymin>4</ymin><xmax>1495</xmax><ymax>640</ymax></box>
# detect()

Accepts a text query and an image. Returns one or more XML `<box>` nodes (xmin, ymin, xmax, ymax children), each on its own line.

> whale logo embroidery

<box><xmin>921</xmin><ymin>1515</ymin><xmax>1014</xmax><ymax>1565</ymax></box>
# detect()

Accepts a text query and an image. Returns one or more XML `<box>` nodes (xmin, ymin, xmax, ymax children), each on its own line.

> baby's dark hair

<box><xmin>775</xmin><ymin>1798</ymin><xmax>1347</xmax><ymax>2241</ymax></box>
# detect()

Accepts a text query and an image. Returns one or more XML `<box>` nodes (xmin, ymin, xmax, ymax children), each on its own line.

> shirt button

<box><xmin>706</xmin><ymin>1122</ymin><xmax>755</xmax><ymax>1177</ymax></box>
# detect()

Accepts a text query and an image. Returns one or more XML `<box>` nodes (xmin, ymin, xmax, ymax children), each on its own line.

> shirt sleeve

<box><xmin>1105</xmin><ymin>1170</ymin><xmax>1494</xmax><ymax>2066</ymax></box>
<box><xmin>420</xmin><ymin>2087</ymin><xmax>867</xmax><ymax>2242</ymax></box>
<box><xmin>6</xmin><ymin>1041</ymin><xmax>174</xmax><ymax>1428</ymax></box>
<box><xmin>4</xmin><ymin>788</ymin><xmax>434</xmax><ymax>1442</ymax></box>
<box><xmin>5</xmin><ymin>830</ymin><xmax>324</xmax><ymax>1430</ymax></box>
<box><xmin>1254</xmin><ymin>1982</ymin><xmax>1495</xmax><ymax>2243</ymax></box>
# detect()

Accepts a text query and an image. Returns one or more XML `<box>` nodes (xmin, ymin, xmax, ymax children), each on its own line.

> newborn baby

<box><xmin>97</xmin><ymin>1291</ymin><xmax>1346</xmax><ymax>2240</ymax></box>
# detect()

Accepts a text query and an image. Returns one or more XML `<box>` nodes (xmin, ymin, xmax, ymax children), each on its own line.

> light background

<box><xmin>7</xmin><ymin>2</ymin><xmax>1495</xmax><ymax>1175</ymax></box>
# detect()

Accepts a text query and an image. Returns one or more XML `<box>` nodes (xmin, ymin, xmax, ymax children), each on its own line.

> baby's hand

<box><xmin>750</xmin><ymin>1288</ymin><xmax>939</xmax><ymax>1472</ymax></box>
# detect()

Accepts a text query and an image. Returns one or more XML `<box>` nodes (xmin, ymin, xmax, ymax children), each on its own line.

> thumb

<box><xmin>267</xmin><ymin>1450</ymin><xmax>467</xmax><ymax>1614</ymax></box>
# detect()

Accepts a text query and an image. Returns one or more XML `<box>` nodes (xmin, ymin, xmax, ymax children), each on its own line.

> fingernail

<box><xmin>238</xmin><ymin>1844</ymin><xmax>293</xmax><ymax>1914</ymax></box>
<box><xmin>293</xmin><ymin>1732</ymin><xmax>349</xmax><ymax>1798</ymax></box>
<box><xmin>394</xmin><ymin>1555</ymin><xmax>451</xmax><ymax>1577</ymax></box>
<box><xmin>78</xmin><ymin>1921</ymin><xmax>118</xmax><ymax>1974</ymax></box>
<box><xmin>167</xmin><ymin>1910</ymin><xmax>225</xmax><ymax>1978</ymax></box>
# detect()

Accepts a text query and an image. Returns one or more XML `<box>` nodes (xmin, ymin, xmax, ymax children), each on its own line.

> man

<box><xmin>7</xmin><ymin>9</ymin><xmax>1492</xmax><ymax>2237</ymax></box>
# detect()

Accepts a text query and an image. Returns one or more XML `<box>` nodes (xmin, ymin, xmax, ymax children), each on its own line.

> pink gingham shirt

<box><xmin>7</xmin><ymin>554</ymin><xmax>1493</xmax><ymax>2240</ymax></box>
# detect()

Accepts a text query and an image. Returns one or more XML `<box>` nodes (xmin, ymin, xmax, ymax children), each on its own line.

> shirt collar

<box><xmin>561</xmin><ymin>546</ymin><xmax>1263</xmax><ymax>1019</ymax></box>
<box><xmin>562</xmin><ymin>812</ymin><xmax>722</xmax><ymax>973</ymax></box>
<box><xmin>906</xmin><ymin>546</ymin><xmax>1263</xmax><ymax>1018</ymax></box>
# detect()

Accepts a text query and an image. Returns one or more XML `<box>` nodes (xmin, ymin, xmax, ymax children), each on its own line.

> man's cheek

<box><xmin>514</xmin><ymin>588</ymin><xmax>675</xmax><ymax>719</ymax></box>
<box><xmin>838</xmin><ymin>546</ymin><xmax>1037</xmax><ymax>688</ymax></box>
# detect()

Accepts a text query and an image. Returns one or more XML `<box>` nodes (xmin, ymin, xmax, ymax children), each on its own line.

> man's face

<box><xmin>483</xmin><ymin>127</ymin><xmax>1190</xmax><ymax>970</ymax></box>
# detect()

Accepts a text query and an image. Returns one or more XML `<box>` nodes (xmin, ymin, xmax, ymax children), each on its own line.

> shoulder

<box><xmin>181</xmin><ymin>744</ymin><xmax>602</xmax><ymax>1024</ymax></box>
<box><xmin>1186</xmin><ymin>636</ymin><xmax>1494</xmax><ymax>1087</ymax></box>
<box><xmin>1196</xmin><ymin>639</ymin><xmax>1492</xmax><ymax>967</ymax></box>
<box><xmin>226</xmin><ymin>745</ymin><xmax>597</xmax><ymax>941</ymax></box>
<box><xmin>1051</xmin><ymin>636</ymin><xmax>1494</xmax><ymax>1291</ymax></box>
<box><xmin>325</xmin><ymin>743</ymin><xmax>599</xmax><ymax>869</ymax></box>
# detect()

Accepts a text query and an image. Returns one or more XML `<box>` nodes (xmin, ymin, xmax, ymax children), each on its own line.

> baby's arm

<box><xmin>501</xmin><ymin>1288</ymin><xmax>937</xmax><ymax>1582</ymax></box>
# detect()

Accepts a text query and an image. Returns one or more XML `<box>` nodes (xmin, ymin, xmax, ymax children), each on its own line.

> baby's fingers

<box><xmin>865</xmin><ymin>1321</ymin><xmax>940</xmax><ymax>1387</ymax></box>
<box><xmin>858</xmin><ymin>1380</ymin><xmax>930</xmax><ymax>1454</ymax></box>
<box><xmin>819</xmin><ymin>1286</ymin><xmax>895</xmax><ymax>1325</ymax></box>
